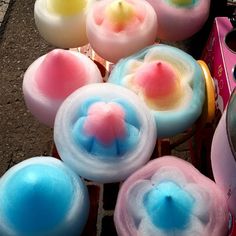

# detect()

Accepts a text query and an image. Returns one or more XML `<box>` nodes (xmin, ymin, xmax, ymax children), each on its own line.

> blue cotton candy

<box><xmin>143</xmin><ymin>181</ymin><xmax>194</xmax><ymax>230</ymax></box>
<box><xmin>1</xmin><ymin>165</ymin><xmax>73</xmax><ymax>234</ymax></box>
<box><xmin>112</xmin><ymin>98</ymin><xmax>141</xmax><ymax>129</ymax></box>
<box><xmin>0</xmin><ymin>157</ymin><xmax>89</xmax><ymax>236</ymax></box>
<box><xmin>116</xmin><ymin>123</ymin><xmax>140</xmax><ymax>155</ymax></box>
<box><xmin>77</xmin><ymin>97</ymin><xmax>101</xmax><ymax>117</ymax></box>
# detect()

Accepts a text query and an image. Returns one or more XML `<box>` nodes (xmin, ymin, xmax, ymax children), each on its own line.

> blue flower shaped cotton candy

<box><xmin>108</xmin><ymin>44</ymin><xmax>206</xmax><ymax>138</ymax></box>
<box><xmin>54</xmin><ymin>83</ymin><xmax>157</xmax><ymax>183</ymax></box>
<box><xmin>114</xmin><ymin>156</ymin><xmax>229</xmax><ymax>236</ymax></box>
<box><xmin>0</xmin><ymin>157</ymin><xmax>89</xmax><ymax>236</ymax></box>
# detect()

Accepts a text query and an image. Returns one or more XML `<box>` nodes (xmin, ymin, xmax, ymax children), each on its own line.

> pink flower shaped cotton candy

<box><xmin>114</xmin><ymin>156</ymin><xmax>229</xmax><ymax>236</ymax></box>
<box><xmin>145</xmin><ymin>0</ymin><xmax>210</xmax><ymax>41</ymax></box>
<box><xmin>86</xmin><ymin>0</ymin><xmax>157</xmax><ymax>63</ymax></box>
<box><xmin>23</xmin><ymin>49</ymin><xmax>102</xmax><ymax>127</ymax></box>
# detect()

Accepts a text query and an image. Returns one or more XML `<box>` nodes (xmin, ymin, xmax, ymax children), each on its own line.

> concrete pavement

<box><xmin>0</xmin><ymin>0</ymin><xmax>54</xmax><ymax>176</ymax></box>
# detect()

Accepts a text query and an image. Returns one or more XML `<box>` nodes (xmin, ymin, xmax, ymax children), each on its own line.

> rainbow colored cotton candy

<box><xmin>108</xmin><ymin>44</ymin><xmax>205</xmax><ymax>138</ymax></box>
<box><xmin>86</xmin><ymin>0</ymin><xmax>157</xmax><ymax>63</ymax></box>
<box><xmin>0</xmin><ymin>157</ymin><xmax>89</xmax><ymax>236</ymax></box>
<box><xmin>114</xmin><ymin>156</ymin><xmax>229</xmax><ymax>236</ymax></box>
<box><xmin>54</xmin><ymin>83</ymin><xmax>157</xmax><ymax>183</ymax></box>
<box><xmin>23</xmin><ymin>49</ymin><xmax>102</xmax><ymax>127</ymax></box>
<box><xmin>34</xmin><ymin>0</ymin><xmax>95</xmax><ymax>48</ymax></box>
<box><xmin>145</xmin><ymin>0</ymin><xmax>211</xmax><ymax>41</ymax></box>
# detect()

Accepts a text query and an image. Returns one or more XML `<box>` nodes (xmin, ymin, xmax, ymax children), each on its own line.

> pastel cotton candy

<box><xmin>47</xmin><ymin>0</ymin><xmax>86</xmax><ymax>16</ymax></box>
<box><xmin>86</xmin><ymin>0</ymin><xmax>157</xmax><ymax>63</ymax></box>
<box><xmin>82</xmin><ymin>102</ymin><xmax>127</xmax><ymax>146</ymax></box>
<box><xmin>0</xmin><ymin>157</ymin><xmax>89</xmax><ymax>236</ymax></box>
<box><xmin>23</xmin><ymin>49</ymin><xmax>102</xmax><ymax>127</ymax></box>
<box><xmin>145</xmin><ymin>0</ymin><xmax>210</xmax><ymax>41</ymax></box>
<box><xmin>132</xmin><ymin>61</ymin><xmax>182</xmax><ymax>109</ymax></box>
<box><xmin>114</xmin><ymin>156</ymin><xmax>229</xmax><ymax>236</ymax></box>
<box><xmin>108</xmin><ymin>44</ymin><xmax>205</xmax><ymax>138</ymax></box>
<box><xmin>34</xmin><ymin>0</ymin><xmax>94</xmax><ymax>48</ymax></box>
<box><xmin>54</xmin><ymin>83</ymin><xmax>157</xmax><ymax>183</ymax></box>
<box><xmin>211</xmin><ymin>88</ymin><xmax>236</xmax><ymax>218</ymax></box>
<box><xmin>105</xmin><ymin>0</ymin><xmax>135</xmax><ymax>26</ymax></box>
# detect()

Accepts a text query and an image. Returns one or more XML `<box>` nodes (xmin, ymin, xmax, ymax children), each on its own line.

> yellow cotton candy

<box><xmin>105</xmin><ymin>0</ymin><xmax>135</xmax><ymax>25</ymax></box>
<box><xmin>47</xmin><ymin>0</ymin><xmax>87</xmax><ymax>16</ymax></box>
<box><xmin>171</xmin><ymin>0</ymin><xmax>193</xmax><ymax>6</ymax></box>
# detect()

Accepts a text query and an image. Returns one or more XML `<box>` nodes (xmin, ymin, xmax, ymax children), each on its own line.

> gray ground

<box><xmin>0</xmin><ymin>0</ymin><xmax>54</xmax><ymax>176</ymax></box>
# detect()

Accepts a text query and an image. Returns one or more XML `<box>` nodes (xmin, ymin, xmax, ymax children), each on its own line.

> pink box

<box><xmin>201</xmin><ymin>17</ymin><xmax>236</xmax><ymax>114</ymax></box>
<box><xmin>190</xmin><ymin>17</ymin><xmax>236</xmax><ymax>180</ymax></box>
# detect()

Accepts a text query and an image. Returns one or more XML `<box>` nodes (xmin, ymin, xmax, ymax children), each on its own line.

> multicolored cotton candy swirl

<box><xmin>34</xmin><ymin>0</ymin><xmax>95</xmax><ymax>48</ymax></box>
<box><xmin>86</xmin><ymin>0</ymin><xmax>157</xmax><ymax>63</ymax></box>
<box><xmin>0</xmin><ymin>157</ymin><xmax>89</xmax><ymax>236</ymax></box>
<box><xmin>145</xmin><ymin>0</ymin><xmax>211</xmax><ymax>41</ymax></box>
<box><xmin>108</xmin><ymin>44</ymin><xmax>205</xmax><ymax>137</ymax></box>
<box><xmin>114</xmin><ymin>156</ymin><xmax>229</xmax><ymax>236</ymax></box>
<box><xmin>54</xmin><ymin>83</ymin><xmax>157</xmax><ymax>183</ymax></box>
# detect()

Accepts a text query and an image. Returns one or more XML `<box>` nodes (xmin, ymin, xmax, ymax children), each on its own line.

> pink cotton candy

<box><xmin>128</xmin><ymin>60</ymin><xmax>183</xmax><ymax>110</ymax></box>
<box><xmin>23</xmin><ymin>49</ymin><xmax>102</xmax><ymax>127</ymax></box>
<box><xmin>145</xmin><ymin>0</ymin><xmax>210</xmax><ymax>41</ymax></box>
<box><xmin>134</xmin><ymin>61</ymin><xmax>180</xmax><ymax>100</ymax></box>
<box><xmin>83</xmin><ymin>102</ymin><xmax>126</xmax><ymax>145</ymax></box>
<box><xmin>36</xmin><ymin>49</ymin><xmax>87</xmax><ymax>99</ymax></box>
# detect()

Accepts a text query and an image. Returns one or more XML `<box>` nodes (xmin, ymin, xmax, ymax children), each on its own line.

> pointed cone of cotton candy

<box><xmin>211</xmin><ymin>88</ymin><xmax>236</xmax><ymax>218</ymax></box>
<box><xmin>143</xmin><ymin>181</ymin><xmax>195</xmax><ymax>231</ymax></box>
<box><xmin>0</xmin><ymin>157</ymin><xmax>89</xmax><ymax>236</ymax></box>
<box><xmin>86</xmin><ymin>0</ymin><xmax>157</xmax><ymax>63</ymax></box>
<box><xmin>114</xmin><ymin>156</ymin><xmax>229</xmax><ymax>236</ymax></box>
<box><xmin>108</xmin><ymin>44</ymin><xmax>205</xmax><ymax>138</ymax></box>
<box><xmin>36</xmin><ymin>49</ymin><xmax>87</xmax><ymax>98</ymax></box>
<box><xmin>23</xmin><ymin>49</ymin><xmax>102</xmax><ymax>127</ymax></box>
<box><xmin>145</xmin><ymin>0</ymin><xmax>210</xmax><ymax>41</ymax></box>
<box><xmin>34</xmin><ymin>0</ymin><xmax>94</xmax><ymax>48</ymax></box>
<box><xmin>54</xmin><ymin>83</ymin><xmax>157</xmax><ymax>183</ymax></box>
<box><xmin>105</xmin><ymin>0</ymin><xmax>135</xmax><ymax>25</ymax></box>
<box><xmin>133</xmin><ymin>61</ymin><xmax>181</xmax><ymax>109</ymax></box>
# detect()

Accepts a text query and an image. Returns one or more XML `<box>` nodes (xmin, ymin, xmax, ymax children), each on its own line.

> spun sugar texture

<box><xmin>72</xmin><ymin>98</ymin><xmax>140</xmax><ymax>157</ymax></box>
<box><xmin>36</xmin><ymin>49</ymin><xmax>87</xmax><ymax>99</ymax></box>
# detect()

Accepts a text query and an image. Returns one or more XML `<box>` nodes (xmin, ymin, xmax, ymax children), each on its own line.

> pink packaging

<box><xmin>201</xmin><ymin>17</ymin><xmax>236</xmax><ymax>113</ymax></box>
<box><xmin>189</xmin><ymin>16</ymin><xmax>236</xmax><ymax>180</ymax></box>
